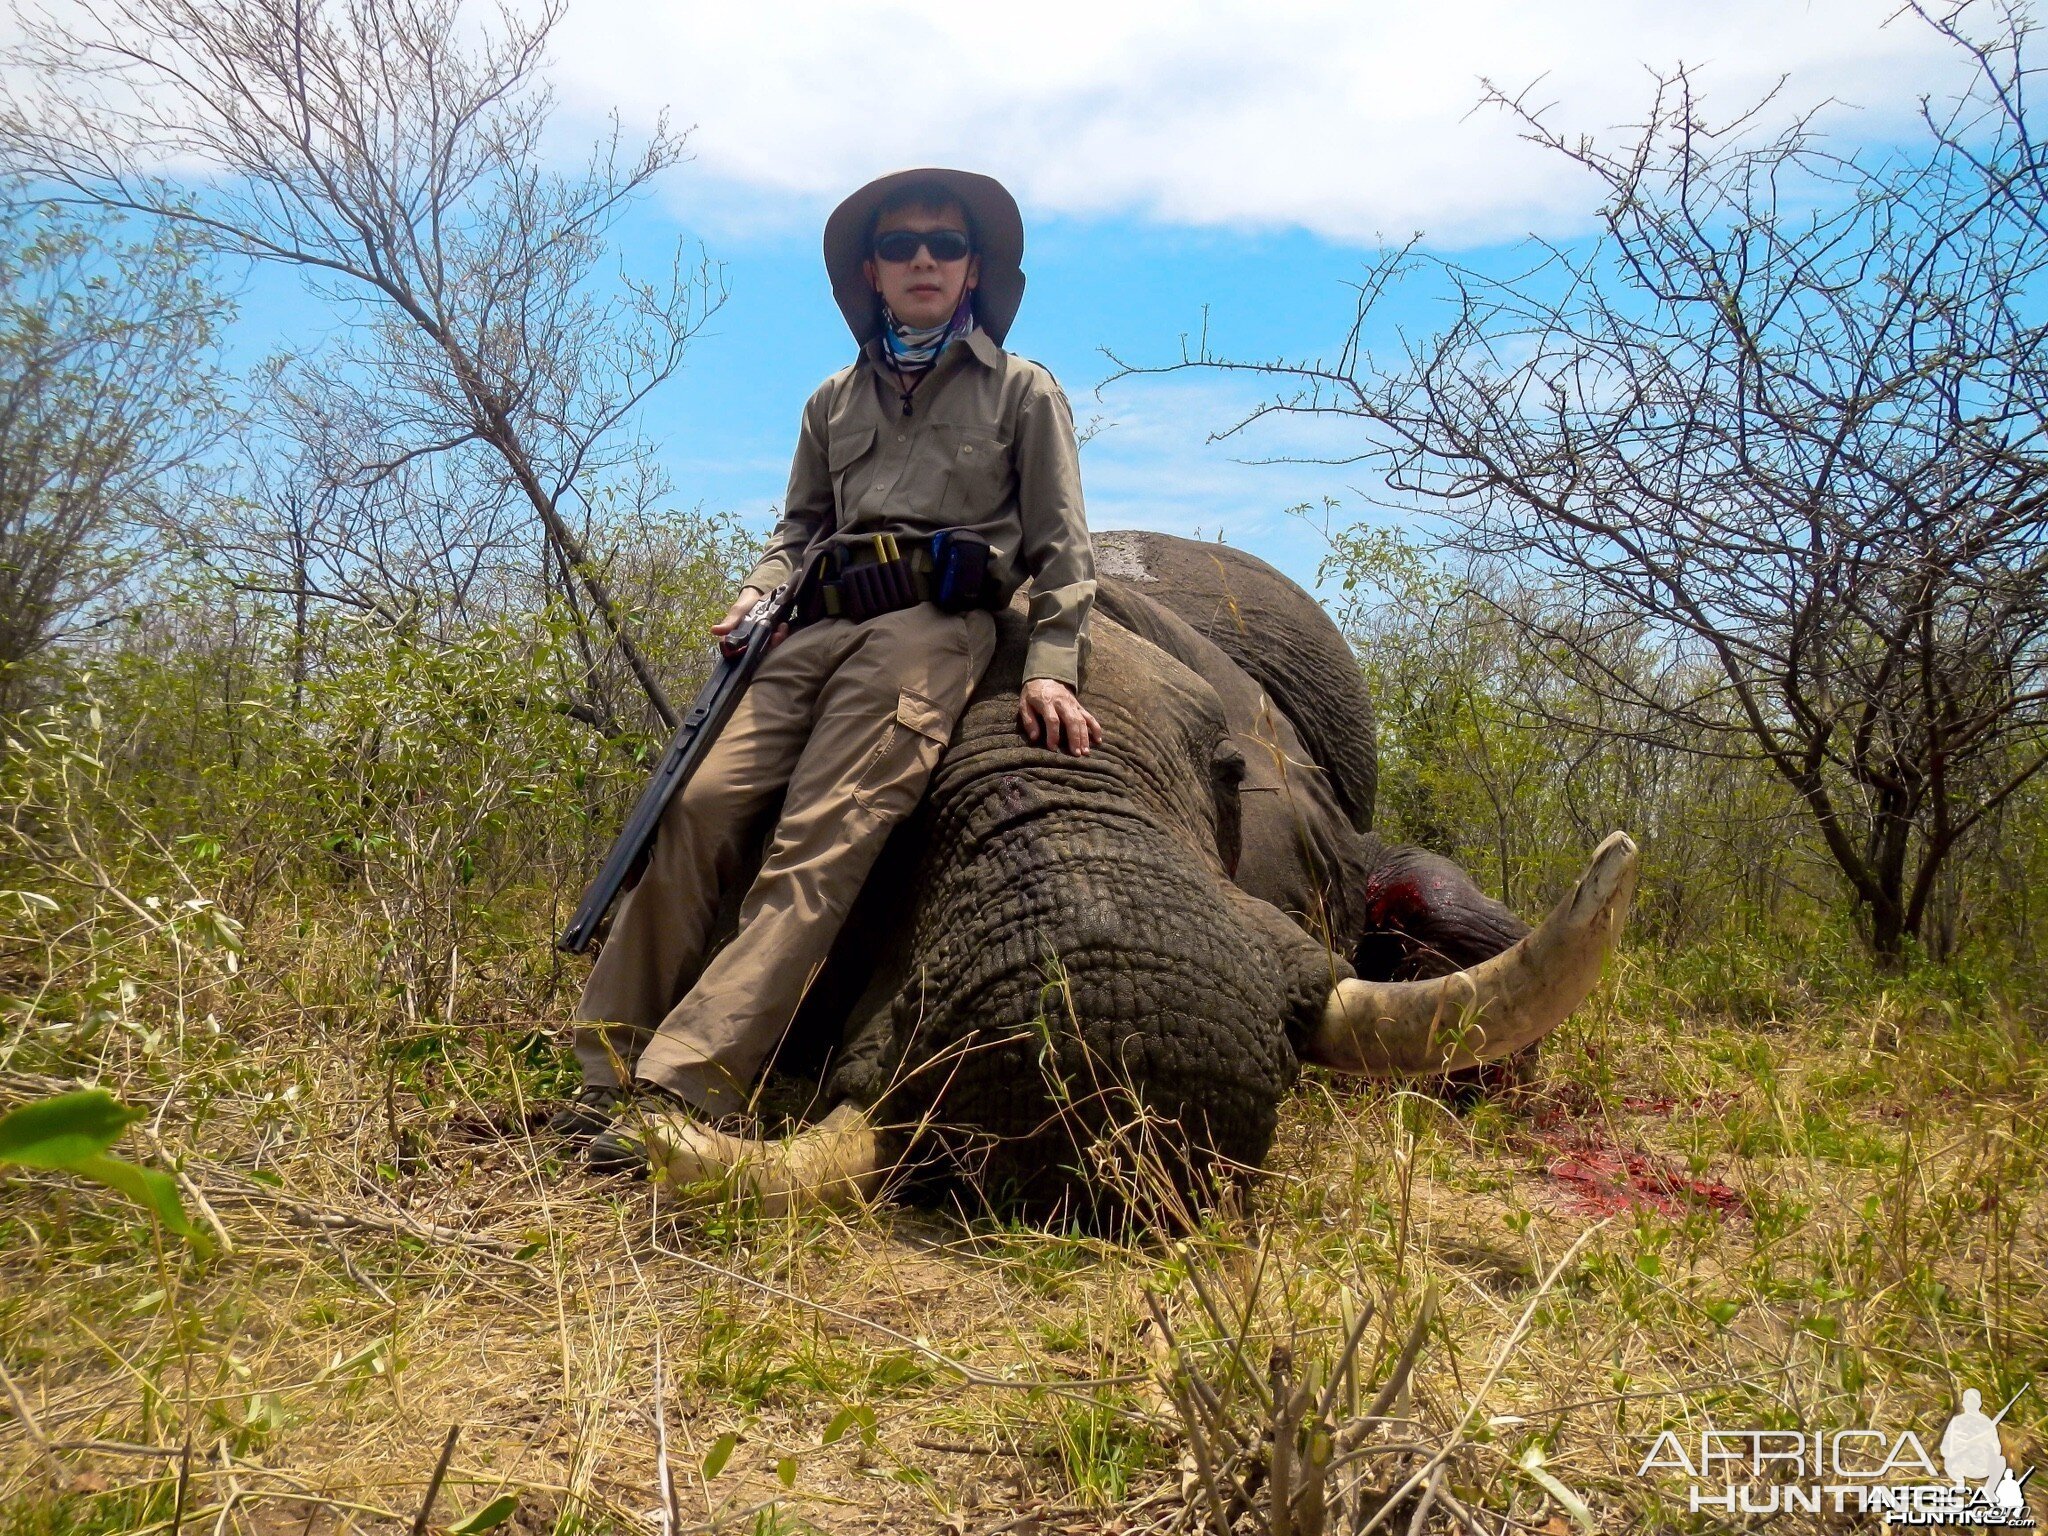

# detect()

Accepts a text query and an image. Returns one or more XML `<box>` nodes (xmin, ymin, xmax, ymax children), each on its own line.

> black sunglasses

<box><xmin>871</xmin><ymin>228</ymin><xmax>973</xmax><ymax>264</ymax></box>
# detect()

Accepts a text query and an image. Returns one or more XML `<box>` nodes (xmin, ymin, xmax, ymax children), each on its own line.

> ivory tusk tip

<box><xmin>1575</xmin><ymin>830</ymin><xmax>1639</xmax><ymax>909</ymax></box>
<box><xmin>646</xmin><ymin>1115</ymin><xmax>743</xmax><ymax>1187</ymax></box>
<box><xmin>645</xmin><ymin>1102</ymin><xmax>886</xmax><ymax>1216</ymax></box>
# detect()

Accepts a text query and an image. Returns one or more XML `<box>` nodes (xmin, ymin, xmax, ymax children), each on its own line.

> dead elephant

<box><xmin>645</xmin><ymin>530</ymin><xmax>1636</xmax><ymax>1222</ymax></box>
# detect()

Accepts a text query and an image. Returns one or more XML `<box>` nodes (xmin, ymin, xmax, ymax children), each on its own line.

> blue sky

<box><xmin>127</xmin><ymin>0</ymin><xmax>1974</xmax><ymax>594</ymax></box>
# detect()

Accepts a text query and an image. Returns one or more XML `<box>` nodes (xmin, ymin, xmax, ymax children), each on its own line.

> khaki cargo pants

<box><xmin>573</xmin><ymin>602</ymin><xmax>998</xmax><ymax>1114</ymax></box>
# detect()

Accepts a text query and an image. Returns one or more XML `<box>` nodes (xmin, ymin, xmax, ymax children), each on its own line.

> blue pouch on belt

<box><xmin>929</xmin><ymin>529</ymin><xmax>994</xmax><ymax>613</ymax></box>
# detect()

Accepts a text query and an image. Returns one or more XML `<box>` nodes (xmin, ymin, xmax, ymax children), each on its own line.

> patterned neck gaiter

<box><xmin>881</xmin><ymin>289</ymin><xmax>977</xmax><ymax>373</ymax></box>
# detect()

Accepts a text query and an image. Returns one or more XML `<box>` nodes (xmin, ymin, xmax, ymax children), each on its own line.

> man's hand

<box><xmin>1018</xmin><ymin>678</ymin><xmax>1102</xmax><ymax>756</ymax></box>
<box><xmin>711</xmin><ymin>586</ymin><xmax>764</xmax><ymax>636</ymax></box>
<box><xmin>712</xmin><ymin>585</ymin><xmax>788</xmax><ymax>648</ymax></box>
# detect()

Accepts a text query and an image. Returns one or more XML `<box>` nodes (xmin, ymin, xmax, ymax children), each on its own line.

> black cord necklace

<box><xmin>888</xmin><ymin>342</ymin><xmax>940</xmax><ymax>417</ymax></box>
<box><xmin>893</xmin><ymin>365</ymin><xmax>923</xmax><ymax>417</ymax></box>
<box><xmin>882</xmin><ymin>296</ymin><xmax>968</xmax><ymax>416</ymax></box>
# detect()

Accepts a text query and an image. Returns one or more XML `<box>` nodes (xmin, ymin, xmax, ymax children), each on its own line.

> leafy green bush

<box><xmin>2</xmin><ymin>510</ymin><xmax>749</xmax><ymax>1062</ymax></box>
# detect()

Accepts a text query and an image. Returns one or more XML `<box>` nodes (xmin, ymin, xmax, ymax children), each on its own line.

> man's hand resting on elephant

<box><xmin>1017</xmin><ymin>677</ymin><xmax>1100</xmax><ymax>756</ymax></box>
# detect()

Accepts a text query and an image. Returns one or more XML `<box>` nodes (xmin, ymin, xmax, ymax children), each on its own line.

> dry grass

<box><xmin>3</xmin><ymin>902</ymin><xmax>2046</xmax><ymax>1534</ymax></box>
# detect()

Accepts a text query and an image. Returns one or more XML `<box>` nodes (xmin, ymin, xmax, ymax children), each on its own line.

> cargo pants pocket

<box><xmin>851</xmin><ymin>688</ymin><xmax>953</xmax><ymax>817</ymax></box>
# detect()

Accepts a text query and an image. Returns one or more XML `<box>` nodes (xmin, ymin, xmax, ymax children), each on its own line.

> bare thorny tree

<box><xmin>0</xmin><ymin>199</ymin><xmax>227</xmax><ymax>717</ymax></box>
<box><xmin>1116</xmin><ymin>3</ymin><xmax>2048</xmax><ymax>963</ymax></box>
<box><xmin>211</xmin><ymin>357</ymin><xmax>533</xmax><ymax>633</ymax></box>
<box><xmin>3</xmin><ymin>0</ymin><xmax>724</xmax><ymax>729</ymax></box>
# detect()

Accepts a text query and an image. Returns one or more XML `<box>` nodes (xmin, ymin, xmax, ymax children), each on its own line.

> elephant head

<box><xmin>642</xmin><ymin>539</ymin><xmax>1637</xmax><ymax>1222</ymax></box>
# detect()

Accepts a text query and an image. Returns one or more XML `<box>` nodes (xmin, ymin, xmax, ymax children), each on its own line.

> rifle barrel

<box><xmin>555</xmin><ymin>583</ymin><xmax>796</xmax><ymax>954</ymax></box>
<box><xmin>1989</xmin><ymin>1384</ymin><xmax>2028</xmax><ymax>1426</ymax></box>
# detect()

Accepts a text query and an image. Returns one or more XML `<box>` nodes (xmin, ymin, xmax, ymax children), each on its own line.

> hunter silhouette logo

<box><xmin>1943</xmin><ymin>1389</ymin><xmax>2026</xmax><ymax>1493</ymax></box>
<box><xmin>1638</xmin><ymin>1385</ymin><xmax>2035</xmax><ymax>1526</ymax></box>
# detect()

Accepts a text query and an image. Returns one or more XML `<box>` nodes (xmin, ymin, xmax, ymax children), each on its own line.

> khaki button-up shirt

<box><xmin>742</xmin><ymin>328</ymin><xmax>1096</xmax><ymax>688</ymax></box>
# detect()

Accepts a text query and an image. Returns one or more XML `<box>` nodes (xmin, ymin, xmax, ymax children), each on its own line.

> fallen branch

<box><xmin>0</xmin><ymin>1355</ymin><xmax>68</xmax><ymax>1479</ymax></box>
<box><xmin>410</xmin><ymin>1424</ymin><xmax>461</xmax><ymax>1536</ymax></box>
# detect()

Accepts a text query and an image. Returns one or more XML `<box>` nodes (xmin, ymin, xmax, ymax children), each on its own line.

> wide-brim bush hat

<box><xmin>824</xmin><ymin>167</ymin><xmax>1026</xmax><ymax>345</ymax></box>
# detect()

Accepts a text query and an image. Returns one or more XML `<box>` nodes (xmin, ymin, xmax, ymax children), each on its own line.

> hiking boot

<box><xmin>582</xmin><ymin>1087</ymin><xmax>750</xmax><ymax>1178</ymax></box>
<box><xmin>583</xmin><ymin>1122</ymin><xmax>654</xmax><ymax>1177</ymax></box>
<box><xmin>542</xmin><ymin>1084</ymin><xmax>627</xmax><ymax>1145</ymax></box>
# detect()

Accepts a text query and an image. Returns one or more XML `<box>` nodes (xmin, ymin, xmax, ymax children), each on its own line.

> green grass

<box><xmin>2</xmin><ymin>904</ymin><xmax>2043</xmax><ymax>1532</ymax></box>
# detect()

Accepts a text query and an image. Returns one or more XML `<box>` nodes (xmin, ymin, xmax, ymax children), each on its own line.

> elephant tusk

<box><xmin>645</xmin><ymin>1102</ymin><xmax>886</xmax><ymax>1215</ymax></box>
<box><xmin>1309</xmin><ymin>831</ymin><xmax>1639</xmax><ymax>1077</ymax></box>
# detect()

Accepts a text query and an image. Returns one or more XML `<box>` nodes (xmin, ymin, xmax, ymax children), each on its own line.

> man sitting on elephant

<box><xmin>554</xmin><ymin>168</ymin><xmax>1103</xmax><ymax>1171</ymax></box>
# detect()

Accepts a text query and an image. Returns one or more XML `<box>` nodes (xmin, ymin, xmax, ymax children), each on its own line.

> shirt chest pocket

<box><xmin>827</xmin><ymin>425</ymin><xmax>878</xmax><ymax>511</ymax></box>
<box><xmin>930</xmin><ymin>424</ymin><xmax>1009</xmax><ymax>513</ymax></box>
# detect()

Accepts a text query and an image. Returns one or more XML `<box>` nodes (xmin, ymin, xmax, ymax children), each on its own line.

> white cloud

<box><xmin>546</xmin><ymin>0</ymin><xmax>1964</xmax><ymax>245</ymax></box>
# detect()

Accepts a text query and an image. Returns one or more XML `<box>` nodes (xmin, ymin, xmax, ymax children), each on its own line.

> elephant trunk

<box><xmin>645</xmin><ymin>1102</ymin><xmax>886</xmax><ymax>1214</ymax></box>
<box><xmin>1308</xmin><ymin>832</ymin><xmax>1638</xmax><ymax>1077</ymax></box>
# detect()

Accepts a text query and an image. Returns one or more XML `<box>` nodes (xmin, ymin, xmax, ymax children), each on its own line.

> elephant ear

<box><xmin>1102</xmin><ymin>532</ymin><xmax>1379</xmax><ymax>834</ymax></box>
<box><xmin>1210</xmin><ymin>739</ymin><xmax>1246</xmax><ymax>878</ymax></box>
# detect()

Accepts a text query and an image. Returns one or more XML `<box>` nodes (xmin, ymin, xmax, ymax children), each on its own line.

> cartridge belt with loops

<box><xmin>808</xmin><ymin>532</ymin><xmax>936</xmax><ymax>623</ymax></box>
